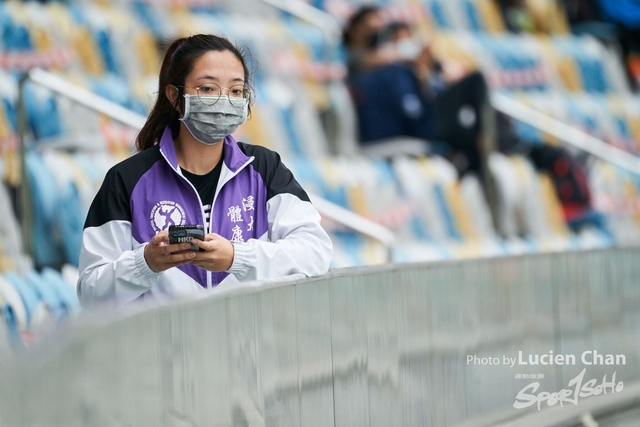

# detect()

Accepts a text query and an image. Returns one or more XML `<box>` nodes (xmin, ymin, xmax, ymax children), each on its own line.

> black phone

<box><xmin>168</xmin><ymin>225</ymin><xmax>205</xmax><ymax>252</ymax></box>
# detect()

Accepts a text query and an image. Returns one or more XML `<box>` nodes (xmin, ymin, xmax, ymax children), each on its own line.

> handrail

<box><xmin>258</xmin><ymin>0</ymin><xmax>343</xmax><ymax>44</ymax></box>
<box><xmin>309</xmin><ymin>194</ymin><xmax>396</xmax><ymax>247</ymax></box>
<box><xmin>27</xmin><ymin>68</ymin><xmax>148</xmax><ymax>129</ymax></box>
<box><xmin>491</xmin><ymin>92</ymin><xmax>640</xmax><ymax>176</ymax></box>
<box><xmin>18</xmin><ymin>68</ymin><xmax>396</xmax><ymax>259</ymax></box>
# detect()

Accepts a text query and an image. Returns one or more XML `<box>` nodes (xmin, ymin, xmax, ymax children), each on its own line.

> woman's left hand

<box><xmin>190</xmin><ymin>233</ymin><xmax>235</xmax><ymax>271</ymax></box>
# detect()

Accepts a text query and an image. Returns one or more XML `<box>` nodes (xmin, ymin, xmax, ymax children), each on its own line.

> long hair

<box><xmin>136</xmin><ymin>34</ymin><xmax>254</xmax><ymax>151</ymax></box>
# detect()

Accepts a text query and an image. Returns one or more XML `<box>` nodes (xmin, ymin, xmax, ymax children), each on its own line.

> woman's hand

<box><xmin>144</xmin><ymin>230</ymin><xmax>197</xmax><ymax>272</ymax></box>
<box><xmin>189</xmin><ymin>233</ymin><xmax>235</xmax><ymax>272</ymax></box>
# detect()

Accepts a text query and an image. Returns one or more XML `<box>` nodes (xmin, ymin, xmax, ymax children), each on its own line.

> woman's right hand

<box><xmin>144</xmin><ymin>230</ymin><xmax>197</xmax><ymax>273</ymax></box>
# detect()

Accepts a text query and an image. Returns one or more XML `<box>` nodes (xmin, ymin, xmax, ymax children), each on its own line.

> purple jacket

<box><xmin>77</xmin><ymin>126</ymin><xmax>332</xmax><ymax>306</ymax></box>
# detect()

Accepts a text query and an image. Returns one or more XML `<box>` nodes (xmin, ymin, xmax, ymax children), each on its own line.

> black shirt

<box><xmin>181</xmin><ymin>160</ymin><xmax>223</xmax><ymax>229</ymax></box>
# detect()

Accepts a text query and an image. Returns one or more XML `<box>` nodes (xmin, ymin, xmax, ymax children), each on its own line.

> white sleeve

<box><xmin>77</xmin><ymin>220</ymin><xmax>161</xmax><ymax>307</ymax></box>
<box><xmin>227</xmin><ymin>193</ymin><xmax>332</xmax><ymax>281</ymax></box>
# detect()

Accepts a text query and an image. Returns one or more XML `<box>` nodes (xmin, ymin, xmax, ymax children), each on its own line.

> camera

<box><xmin>168</xmin><ymin>225</ymin><xmax>205</xmax><ymax>252</ymax></box>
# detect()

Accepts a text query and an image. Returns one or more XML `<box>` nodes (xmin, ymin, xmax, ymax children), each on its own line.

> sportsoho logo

<box><xmin>512</xmin><ymin>351</ymin><xmax>626</xmax><ymax>411</ymax></box>
<box><xmin>150</xmin><ymin>201</ymin><xmax>186</xmax><ymax>232</ymax></box>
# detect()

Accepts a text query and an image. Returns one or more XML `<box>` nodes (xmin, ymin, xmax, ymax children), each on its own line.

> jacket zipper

<box><xmin>161</xmin><ymin>149</ymin><xmax>255</xmax><ymax>289</ymax></box>
<box><xmin>207</xmin><ymin>156</ymin><xmax>255</xmax><ymax>288</ymax></box>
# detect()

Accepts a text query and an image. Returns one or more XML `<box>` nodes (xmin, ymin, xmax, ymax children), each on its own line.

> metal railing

<box><xmin>258</xmin><ymin>0</ymin><xmax>342</xmax><ymax>44</ymax></box>
<box><xmin>491</xmin><ymin>92</ymin><xmax>640</xmax><ymax>176</ymax></box>
<box><xmin>17</xmin><ymin>68</ymin><xmax>396</xmax><ymax>260</ymax></box>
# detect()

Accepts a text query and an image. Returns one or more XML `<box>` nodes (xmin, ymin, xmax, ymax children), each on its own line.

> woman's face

<box><xmin>182</xmin><ymin>49</ymin><xmax>245</xmax><ymax>98</ymax></box>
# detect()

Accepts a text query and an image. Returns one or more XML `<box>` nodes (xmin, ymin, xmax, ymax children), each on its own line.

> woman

<box><xmin>77</xmin><ymin>34</ymin><xmax>333</xmax><ymax>307</ymax></box>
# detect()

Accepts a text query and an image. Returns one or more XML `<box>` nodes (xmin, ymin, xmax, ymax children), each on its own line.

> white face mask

<box><xmin>395</xmin><ymin>38</ymin><xmax>423</xmax><ymax>60</ymax></box>
<box><xmin>180</xmin><ymin>94</ymin><xmax>248</xmax><ymax>145</ymax></box>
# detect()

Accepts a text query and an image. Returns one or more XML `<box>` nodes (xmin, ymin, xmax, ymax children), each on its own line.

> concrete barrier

<box><xmin>1</xmin><ymin>248</ymin><xmax>639</xmax><ymax>426</ymax></box>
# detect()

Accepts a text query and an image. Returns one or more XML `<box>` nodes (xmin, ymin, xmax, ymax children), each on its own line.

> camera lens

<box><xmin>171</xmin><ymin>229</ymin><xmax>186</xmax><ymax>237</ymax></box>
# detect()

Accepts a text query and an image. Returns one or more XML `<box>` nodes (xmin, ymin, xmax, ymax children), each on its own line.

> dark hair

<box><xmin>342</xmin><ymin>6</ymin><xmax>380</xmax><ymax>46</ymax></box>
<box><xmin>136</xmin><ymin>34</ymin><xmax>254</xmax><ymax>151</ymax></box>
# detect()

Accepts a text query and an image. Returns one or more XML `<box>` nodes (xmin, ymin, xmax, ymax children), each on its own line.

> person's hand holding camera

<box><xmin>144</xmin><ymin>230</ymin><xmax>197</xmax><ymax>273</ymax></box>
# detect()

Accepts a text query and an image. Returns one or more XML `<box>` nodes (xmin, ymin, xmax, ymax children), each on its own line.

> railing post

<box><xmin>17</xmin><ymin>73</ymin><xmax>32</xmax><ymax>258</ymax></box>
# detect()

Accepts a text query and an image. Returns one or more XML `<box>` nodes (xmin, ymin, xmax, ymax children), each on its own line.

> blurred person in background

<box><xmin>77</xmin><ymin>34</ymin><xmax>333</xmax><ymax>308</ymax></box>
<box><xmin>562</xmin><ymin>0</ymin><xmax>640</xmax><ymax>90</ymax></box>
<box><xmin>342</xmin><ymin>6</ymin><xmax>492</xmax><ymax>179</ymax></box>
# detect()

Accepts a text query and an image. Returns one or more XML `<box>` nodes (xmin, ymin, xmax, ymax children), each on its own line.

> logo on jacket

<box><xmin>150</xmin><ymin>201</ymin><xmax>186</xmax><ymax>232</ymax></box>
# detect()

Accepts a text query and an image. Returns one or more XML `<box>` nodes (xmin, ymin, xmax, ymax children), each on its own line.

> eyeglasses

<box><xmin>177</xmin><ymin>82</ymin><xmax>250</xmax><ymax>106</ymax></box>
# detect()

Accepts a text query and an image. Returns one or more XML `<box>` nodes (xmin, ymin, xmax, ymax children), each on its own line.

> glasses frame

<box><xmin>175</xmin><ymin>82</ymin><xmax>250</xmax><ymax>107</ymax></box>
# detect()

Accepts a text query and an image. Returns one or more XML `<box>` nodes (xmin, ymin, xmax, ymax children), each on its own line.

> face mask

<box><xmin>395</xmin><ymin>38</ymin><xmax>422</xmax><ymax>60</ymax></box>
<box><xmin>180</xmin><ymin>94</ymin><xmax>248</xmax><ymax>145</ymax></box>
